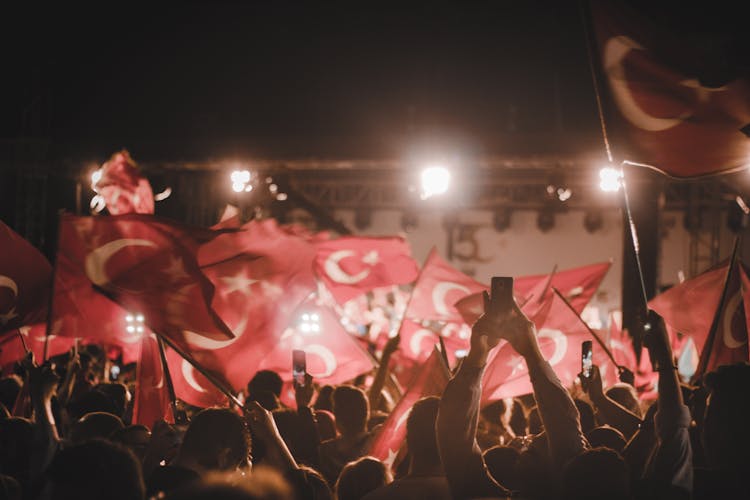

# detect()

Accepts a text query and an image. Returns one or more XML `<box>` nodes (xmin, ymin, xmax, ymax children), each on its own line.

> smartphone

<box><xmin>581</xmin><ymin>341</ymin><xmax>593</xmax><ymax>378</ymax></box>
<box><xmin>490</xmin><ymin>276</ymin><xmax>514</xmax><ymax>315</ymax></box>
<box><xmin>292</xmin><ymin>349</ymin><xmax>306</xmax><ymax>386</ymax></box>
<box><xmin>109</xmin><ymin>364</ymin><xmax>121</xmax><ymax>381</ymax></box>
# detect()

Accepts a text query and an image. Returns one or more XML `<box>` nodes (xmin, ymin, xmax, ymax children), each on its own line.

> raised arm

<box><xmin>581</xmin><ymin>365</ymin><xmax>642</xmax><ymax>439</ymax></box>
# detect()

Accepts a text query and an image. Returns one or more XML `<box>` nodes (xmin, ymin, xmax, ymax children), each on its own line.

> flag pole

<box><xmin>552</xmin><ymin>287</ymin><xmax>619</xmax><ymax>368</ymax></box>
<box><xmin>156</xmin><ymin>332</ymin><xmax>244</xmax><ymax>409</ymax></box>
<box><xmin>43</xmin><ymin>210</ymin><xmax>65</xmax><ymax>362</ymax></box>
<box><xmin>691</xmin><ymin>236</ymin><xmax>741</xmax><ymax>383</ymax></box>
<box><xmin>155</xmin><ymin>335</ymin><xmax>181</xmax><ymax>422</ymax></box>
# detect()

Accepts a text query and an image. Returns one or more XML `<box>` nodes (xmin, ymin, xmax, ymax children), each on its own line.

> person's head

<box><xmin>332</xmin><ymin>386</ymin><xmax>368</xmax><ymax>436</ymax></box>
<box><xmin>479</xmin><ymin>400</ymin><xmax>507</xmax><ymax>437</ymax></box>
<box><xmin>405</xmin><ymin>396</ymin><xmax>441</xmax><ymax>468</ymax></box>
<box><xmin>94</xmin><ymin>383</ymin><xmax>130</xmax><ymax>418</ymax></box>
<box><xmin>178</xmin><ymin>408</ymin><xmax>251</xmax><ymax>472</ymax></box>
<box><xmin>585</xmin><ymin>425</ymin><xmax>626</xmax><ymax>453</ymax></box>
<box><xmin>0</xmin><ymin>376</ymin><xmax>22</xmax><ymax>410</ymax></box>
<box><xmin>574</xmin><ymin>398</ymin><xmax>596</xmax><ymax>434</ymax></box>
<box><xmin>47</xmin><ymin>438</ymin><xmax>145</xmax><ymax>500</ymax></box>
<box><xmin>70</xmin><ymin>412</ymin><xmax>125</xmax><ymax>444</ymax></box>
<box><xmin>702</xmin><ymin>362</ymin><xmax>750</xmax><ymax>471</ymax></box>
<box><xmin>508</xmin><ymin>398</ymin><xmax>528</xmax><ymax>437</ymax></box>
<box><xmin>366</xmin><ymin>411</ymin><xmax>388</xmax><ymax>432</ymax></box>
<box><xmin>272</xmin><ymin>408</ymin><xmax>304</xmax><ymax>461</ymax></box>
<box><xmin>562</xmin><ymin>447</ymin><xmax>630</xmax><ymax>500</ymax></box>
<box><xmin>68</xmin><ymin>388</ymin><xmax>119</xmax><ymax>421</ymax></box>
<box><xmin>314</xmin><ymin>385</ymin><xmax>334</xmax><ymax>412</ymax></box>
<box><xmin>168</xmin><ymin>466</ymin><xmax>294</xmax><ymax>500</ymax></box>
<box><xmin>606</xmin><ymin>383</ymin><xmax>642</xmax><ymax>418</ymax></box>
<box><xmin>247</xmin><ymin>370</ymin><xmax>283</xmax><ymax>400</ymax></box>
<box><xmin>315</xmin><ymin>410</ymin><xmax>337</xmax><ymax>441</ymax></box>
<box><xmin>110</xmin><ymin>424</ymin><xmax>151</xmax><ymax>461</ymax></box>
<box><xmin>334</xmin><ymin>457</ymin><xmax>391</xmax><ymax>500</ymax></box>
<box><xmin>483</xmin><ymin>445</ymin><xmax>521</xmax><ymax>491</ymax></box>
<box><xmin>288</xmin><ymin>465</ymin><xmax>332</xmax><ymax>500</ymax></box>
<box><xmin>0</xmin><ymin>417</ymin><xmax>32</xmax><ymax>487</ymax></box>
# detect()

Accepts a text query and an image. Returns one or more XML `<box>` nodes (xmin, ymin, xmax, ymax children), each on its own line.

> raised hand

<box><xmin>294</xmin><ymin>373</ymin><xmax>315</xmax><ymax>409</ymax></box>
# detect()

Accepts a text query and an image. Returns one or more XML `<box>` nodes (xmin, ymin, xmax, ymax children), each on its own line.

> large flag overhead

<box><xmin>314</xmin><ymin>236</ymin><xmax>419</xmax><ymax>304</ymax></box>
<box><xmin>0</xmin><ymin>325</ymin><xmax>75</xmax><ymax>374</ymax></box>
<box><xmin>368</xmin><ymin>346</ymin><xmax>450</xmax><ymax>471</ymax></box>
<box><xmin>53</xmin><ymin>214</ymin><xmax>234</xmax><ymax>348</ymax></box>
<box><xmin>0</xmin><ymin>221</ymin><xmax>53</xmax><ymax>333</ymax></box>
<box><xmin>590</xmin><ymin>1</ymin><xmax>750</xmax><ymax>178</ymax></box>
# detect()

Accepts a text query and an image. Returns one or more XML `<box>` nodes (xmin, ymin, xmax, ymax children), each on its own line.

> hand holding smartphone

<box><xmin>489</xmin><ymin>276</ymin><xmax>514</xmax><ymax>317</ymax></box>
<box><xmin>292</xmin><ymin>349</ymin><xmax>306</xmax><ymax>387</ymax></box>
<box><xmin>581</xmin><ymin>340</ymin><xmax>593</xmax><ymax>378</ymax></box>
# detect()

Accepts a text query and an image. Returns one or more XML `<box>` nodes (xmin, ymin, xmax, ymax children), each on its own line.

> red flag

<box><xmin>93</xmin><ymin>150</ymin><xmax>155</xmax><ymax>215</ymax></box>
<box><xmin>590</xmin><ymin>2</ymin><xmax>750</xmax><ymax>178</ymax></box>
<box><xmin>606</xmin><ymin>312</ymin><xmax>637</xmax><ymax>374</ymax></box>
<box><xmin>648</xmin><ymin>260</ymin><xmax>730</xmax><ymax>358</ymax></box>
<box><xmin>0</xmin><ymin>325</ymin><xmax>75</xmax><ymax>374</ymax></box>
<box><xmin>53</xmin><ymin>214</ymin><xmax>233</xmax><ymax>350</ymax></box>
<box><xmin>455</xmin><ymin>262</ymin><xmax>611</xmax><ymax>325</ymax></box>
<box><xmin>482</xmin><ymin>292</ymin><xmax>613</xmax><ymax>401</ymax></box>
<box><xmin>368</xmin><ymin>346</ymin><xmax>450</xmax><ymax>470</ymax></box>
<box><xmin>315</xmin><ymin>236</ymin><xmax>419</xmax><ymax>304</ymax></box>
<box><xmin>132</xmin><ymin>334</ymin><xmax>174</xmax><ymax>428</ymax></box>
<box><xmin>165</xmin><ymin>346</ymin><xmax>228</xmax><ymax>408</ymax></box>
<box><xmin>407</xmin><ymin>248</ymin><xmax>487</xmax><ymax>324</ymax></box>
<box><xmin>0</xmin><ymin>221</ymin><xmax>53</xmax><ymax>332</ymax></box>
<box><xmin>258</xmin><ymin>300</ymin><xmax>374</xmax><ymax>386</ymax></box>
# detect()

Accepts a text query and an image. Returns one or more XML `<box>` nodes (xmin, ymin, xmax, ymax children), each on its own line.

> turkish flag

<box><xmin>394</xmin><ymin>318</ymin><xmax>470</xmax><ymax>369</ymax></box>
<box><xmin>407</xmin><ymin>248</ymin><xmax>487</xmax><ymax>324</ymax></box>
<box><xmin>455</xmin><ymin>262</ymin><xmax>611</xmax><ymax>325</ymax></box>
<box><xmin>0</xmin><ymin>221</ymin><xmax>53</xmax><ymax>333</ymax></box>
<box><xmin>0</xmin><ymin>325</ymin><xmax>75</xmax><ymax>374</ymax></box>
<box><xmin>314</xmin><ymin>236</ymin><xmax>419</xmax><ymax>304</ymax></box>
<box><xmin>606</xmin><ymin>312</ymin><xmax>637</xmax><ymax>374</ymax></box>
<box><xmin>368</xmin><ymin>346</ymin><xmax>450</xmax><ymax>471</ymax></box>
<box><xmin>591</xmin><ymin>2</ymin><xmax>750</xmax><ymax>178</ymax></box>
<box><xmin>132</xmin><ymin>334</ymin><xmax>175</xmax><ymax>428</ymax></box>
<box><xmin>53</xmin><ymin>214</ymin><xmax>234</xmax><ymax>351</ymax></box>
<box><xmin>258</xmin><ymin>300</ymin><xmax>374</xmax><ymax>386</ymax></box>
<box><xmin>482</xmin><ymin>292</ymin><xmax>613</xmax><ymax>401</ymax></box>
<box><xmin>648</xmin><ymin>260</ymin><xmax>732</xmax><ymax>359</ymax></box>
<box><xmin>94</xmin><ymin>150</ymin><xmax>155</xmax><ymax>215</ymax></box>
<box><xmin>165</xmin><ymin>346</ymin><xmax>228</xmax><ymax>408</ymax></box>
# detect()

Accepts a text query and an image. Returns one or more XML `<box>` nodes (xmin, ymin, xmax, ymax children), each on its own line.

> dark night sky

<box><xmin>2</xmin><ymin>1</ymin><xmax>747</xmax><ymax>163</ymax></box>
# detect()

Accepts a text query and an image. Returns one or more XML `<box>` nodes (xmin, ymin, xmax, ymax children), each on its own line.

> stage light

<box><xmin>599</xmin><ymin>167</ymin><xmax>623</xmax><ymax>192</ymax></box>
<box><xmin>298</xmin><ymin>311</ymin><xmax>321</xmax><ymax>336</ymax></box>
<box><xmin>231</xmin><ymin>169</ymin><xmax>252</xmax><ymax>193</ymax></box>
<box><xmin>125</xmin><ymin>313</ymin><xmax>145</xmax><ymax>337</ymax></box>
<box><xmin>91</xmin><ymin>169</ymin><xmax>102</xmax><ymax>190</ymax></box>
<box><xmin>420</xmin><ymin>165</ymin><xmax>451</xmax><ymax>200</ymax></box>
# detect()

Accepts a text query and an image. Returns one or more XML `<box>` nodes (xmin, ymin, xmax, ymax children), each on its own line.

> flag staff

<box><xmin>43</xmin><ymin>210</ymin><xmax>66</xmax><ymax>362</ymax></box>
<box><xmin>155</xmin><ymin>335</ymin><xmax>182</xmax><ymax>423</ymax></box>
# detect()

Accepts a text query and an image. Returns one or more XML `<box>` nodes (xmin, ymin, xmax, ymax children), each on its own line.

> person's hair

<box><xmin>70</xmin><ymin>411</ymin><xmax>125</xmax><ymax>444</ymax></box>
<box><xmin>509</xmin><ymin>398</ymin><xmax>528</xmax><ymax>437</ymax></box>
<box><xmin>315</xmin><ymin>410</ymin><xmax>337</xmax><ymax>441</ymax></box>
<box><xmin>0</xmin><ymin>376</ymin><xmax>22</xmax><ymax>410</ymax></box>
<box><xmin>110</xmin><ymin>424</ymin><xmax>151</xmax><ymax>460</ymax></box>
<box><xmin>272</xmin><ymin>408</ymin><xmax>304</xmax><ymax>461</ymax></box>
<box><xmin>287</xmin><ymin>465</ymin><xmax>332</xmax><ymax>500</ymax></box>
<box><xmin>247</xmin><ymin>370</ymin><xmax>283</xmax><ymax>399</ymax></box>
<box><xmin>179</xmin><ymin>408</ymin><xmax>251</xmax><ymax>471</ymax></box>
<box><xmin>585</xmin><ymin>425</ymin><xmax>626</xmax><ymax>453</ymax></box>
<box><xmin>406</xmin><ymin>396</ymin><xmax>441</xmax><ymax>466</ymax></box>
<box><xmin>68</xmin><ymin>389</ymin><xmax>119</xmax><ymax>421</ymax></box>
<box><xmin>366</xmin><ymin>411</ymin><xmax>388</xmax><ymax>432</ymax></box>
<box><xmin>483</xmin><ymin>445</ymin><xmax>521</xmax><ymax>491</ymax></box>
<box><xmin>47</xmin><ymin>438</ymin><xmax>145</xmax><ymax>500</ymax></box>
<box><xmin>573</xmin><ymin>398</ymin><xmax>596</xmax><ymax>434</ymax></box>
<box><xmin>314</xmin><ymin>385</ymin><xmax>335</xmax><ymax>412</ymax></box>
<box><xmin>332</xmin><ymin>386</ymin><xmax>368</xmax><ymax>436</ymax></box>
<box><xmin>702</xmin><ymin>362</ymin><xmax>750</xmax><ymax>471</ymax></box>
<box><xmin>0</xmin><ymin>417</ymin><xmax>32</xmax><ymax>489</ymax></box>
<box><xmin>251</xmin><ymin>390</ymin><xmax>280</xmax><ymax>412</ymax></box>
<box><xmin>527</xmin><ymin>406</ymin><xmax>543</xmax><ymax>435</ymax></box>
<box><xmin>480</xmin><ymin>400</ymin><xmax>506</xmax><ymax>426</ymax></box>
<box><xmin>562</xmin><ymin>447</ymin><xmax>630</xmax><ymax>500</ymax></box>
<box><xmin>334</xmin><ymin>457</ymin><xmax>391</xmax><ymax>500</ymax></box>
<box><xmin>93</xmin><ymin>383</ymin><xmax>130</xmax><ymax>418</ymax></box>
<box><xmin>606</xmin><ymin>383</ymin><xmax>642</xmax><ymax>418</ymax></box>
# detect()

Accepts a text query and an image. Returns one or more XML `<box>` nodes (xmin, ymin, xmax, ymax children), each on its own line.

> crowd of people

<box><xmin>1</xmin><ymin>290</ymin><xmax>748</xmax><ymax>499</ymax></box>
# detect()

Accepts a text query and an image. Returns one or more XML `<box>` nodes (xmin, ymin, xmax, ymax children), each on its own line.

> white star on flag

<box><xmin>220</xmin><ymin>271</ymin><xmax>259</xmax><ymax>297</ymax></box>
<box><xmin>507</xmin><ymin>355</ymin><xmax>525</xmax><ymax>377</ymax></box>
<box><xmin>383</xmin><ymin>448</ymin><xmax>399</xmax><ymax>470</ymax></box>
<box><xmin>362</xmin><ymin>250</ymin><xmax>379</xmax><ymax>266</ymax></box>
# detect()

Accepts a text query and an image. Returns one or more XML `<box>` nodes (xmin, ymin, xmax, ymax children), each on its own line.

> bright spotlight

<box><xmin>230</xmin><ymin>170</ymin><xmax>252</xmax><ymax>193</ymax></box>
<box><xmin>298</xmin><ymin>311</ymin><xmax>321</xmax><ymax>336</ymax></box>
<box><xmin>599</xmin><ymin>167</ymin><xmax>623</xmax><ymax>192</ymax></box>
<box><xmin>90</xmin><ymin>169</ymin><xmax>102</xmax><ymax>191</ymax></box>
<box><xmin>420</xmin><ymin>166</ymin><xmax>451</xmax><ymax>200</ymax></box>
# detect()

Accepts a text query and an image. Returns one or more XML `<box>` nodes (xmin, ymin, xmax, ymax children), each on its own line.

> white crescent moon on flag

<box><xmin>0</xmin><ymin>276</ymin><xmax>18</xmax><ymax>298</ymax></box>
<box><xmin>432</xmin><ymin>282</ymin><xmax>470</xmax><ymax>316</ymax></box>
<box><xmin>722</xmin><ymin>292</ymin><xmax>747</xmax><ymax>349</ymax></box>
<box><xmin>324</xmin><ymin>250</ymin><xmax>371</xmax><ymax>285</ymax></box>
<box><xmin>304</xmin><ymin>344</ymin><xmax>337</xmax><ymax>378</ymax></box>
<box><xmin>85</xmin><ymin>239</ymin><xmax>157</xmax><ymax>286</ymax></box>
<box><xmin>182</xmin><ymin>359</ymin><xmax>208</xmax><ymax>393</ymax></box>
<box><xmin>538</xmin><ymin>328</ymin><xmax>568</xmax><ymax>366</ymax></box>
<box><xmin>394</xmin><ymin>407</ymin><xmax>412</xmax><ymax>434</ymax></box>
<box><xmin>410</xmin><ymin>328</ymin><xmax>435</xmax><ymax>357</ymax></box>
<box><xmin>604</xmin><ymin>35</ymin><xmax>691</xmax><ymax>132</ymax></box>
